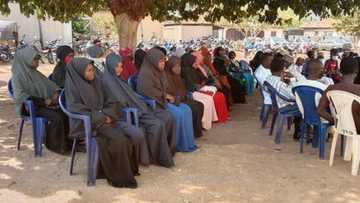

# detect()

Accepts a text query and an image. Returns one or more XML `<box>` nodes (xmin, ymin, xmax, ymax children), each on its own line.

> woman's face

<box><xmin>158</xmin><ymin>58</ymin><xmax>166</xmax><ymax>71</ymax></box>
<box><xmin>84</xmin><ymin>63</ymin><xmax>95</xmax><ymax>81</ymax></box>
<box><xmin>31</xmin><ymin>55</ymin><xmax>41</xmax><ymax>69</ymax></box>
<box><xmin>114</xmin><ymin>62</ymin><xmax>123</xmax><ymax>76</ymax></box>
<box><xmin>172</xmin><ymin>63</ymin><xmax>181</xmax><ymax>75</ymax></box>
<box><xmin>64</xmin><ymin>53</ymin><xmax>74</xmax><ymax>64</ymax></box>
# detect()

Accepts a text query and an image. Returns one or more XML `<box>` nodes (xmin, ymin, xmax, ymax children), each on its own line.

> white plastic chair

<box><xmin>327</xmin><ymin>90</ymin><xmax>360</xmax><ymax>176</ymax></box>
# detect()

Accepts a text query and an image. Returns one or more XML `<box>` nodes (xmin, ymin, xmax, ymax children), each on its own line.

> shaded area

<box><xmin>0</xmin><ymin>65</ymin><xmax>359</xmax><ymax>203</ymax></box>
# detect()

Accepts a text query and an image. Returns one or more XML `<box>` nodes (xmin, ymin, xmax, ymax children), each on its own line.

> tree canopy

<box><xmin>0</xmin><ymin>0</ymin><xmax>359</xmax><ymax>24</ymax></box>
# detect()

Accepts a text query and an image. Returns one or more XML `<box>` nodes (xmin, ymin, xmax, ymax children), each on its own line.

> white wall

<box><xmin>163</xmin><ymin>24</ymin><xmax>213</xmax><ymax>42</ymax></box>
<box><xmin>163</xmin><ymin>25</ymin><xmax>182</xmax><ymax>42</ymax></box>
<box><xmin>137</xmin><ymin>16</ymin><xmax>163</xmax><ymax>43</ymax></box>
<box><xmin>181</xmin><ymin>25</ymin><xmax>212</xmax><ymax>41</ymax></box>
<box><xmin>264</xmin><ymin>28</ymin><xmax>285</xmax><ymax>38</ymax></box>
<box><xmin>0</xmin><ymin>3</ymin><xmax>72</xmax><ymax>46</ymax></box>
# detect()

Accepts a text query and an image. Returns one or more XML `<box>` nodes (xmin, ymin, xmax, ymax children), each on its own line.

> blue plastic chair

<box><xmin>255</xmin><ymin>77</ymin><xmax>273</xmax><ymax>129</ymax></box>
<box><xmin>59</xmin><ymin>89</ymin><xmax>138</xmax><ymax>186</ymax></box>
<box><xmin>264</xmin><ymin>81</ymin><xmax>301</xmax><ymax>144</ymax></box>
<box><xmin>128</xmin><ymin>75</ymin><xmax>156</xmax><ymax>109</ymax></box>
<box><xmin>292</xmin><ymin>85</ymin><xmax>330</xmax><ymax>159</ymax></box>
<box><xmin>8</xmin><ymin>79</ymin><xmax>47</xmax><ymax>157</ymax></box>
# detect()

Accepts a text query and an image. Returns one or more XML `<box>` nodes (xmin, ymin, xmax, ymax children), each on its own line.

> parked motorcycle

<box><xmin>0</xmin><ymin>44</ymin><xmax>14</xmax><ymax>62</ymax></box>
<box><xmin>32</xmin><ymin>38</ymin><xmax>60</xmax><ymax>64</ymax></box>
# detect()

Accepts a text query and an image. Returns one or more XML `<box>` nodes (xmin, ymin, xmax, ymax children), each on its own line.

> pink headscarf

<box><xmin>119</xmin><ymin>47</ymin><xmax>138</xmax><ymax>81</ymax></box>
<box><xmin>192</xmin><ymin>51</ymin><xmax>208</xmax><ymax>78</ymax></box>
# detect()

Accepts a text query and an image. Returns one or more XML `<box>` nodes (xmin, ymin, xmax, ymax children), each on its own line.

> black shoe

<box><xmin>293</xmin><ymin>134</ymin><xmax>300</xmax><ymax>140</ymax></box>
<box><xmin>107</xmin><ymin>180</ymin><xmax>138</xmax><ymax>189</ymax></box>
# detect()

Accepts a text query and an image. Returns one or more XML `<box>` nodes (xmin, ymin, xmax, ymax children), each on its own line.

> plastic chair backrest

<box><xmin>292</xmin><ymin>85</ymin><xmax>324</xmax><ymax>124</ymax></box>
<box><xmin>327</xmin><ymin>90</ymin><xmax>360</xmax><ymax>137</ymax></box>
<box><xmin>255</xmin><ymin>76</ymin><xmax>265</xmax><ymax>101</ymax></box>
<box><xmin>59</xmin><ymin>89</ymin><xmax>90</xmax><ymax>121</ymax></box>
<box><xmin>263</xmin><ymin>81</ymin><xmax>280</xmax><ymax>109</ymax></box>
<box><xmin>127</xmin><ymin>76</ymin><xmax>138</xmax><ymax>92</ymax></box>
<box><xmin>264</xmin><ymin>81</ymin><xmax>295</xmax><ymax>109</ymax></box>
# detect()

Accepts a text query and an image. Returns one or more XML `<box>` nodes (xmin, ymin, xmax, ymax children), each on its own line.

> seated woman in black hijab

<box><xmin>102</xmin><ymin>53</ymin><xmax>175</xmax><ymax>167</ymax></box>
<box><xmin>11</xmin><ymin>46</ymin><xmax>71</xmax><ymax>154</ymax></box>
<box><xmin>65</xmin><ymin>57</ymin><xmax>145</xmax><ymax>188</ymax></box>
<box><xmin>51</xmin><ymin>45</ymin><xmax>74</xmax><ymax>88</ymax></box>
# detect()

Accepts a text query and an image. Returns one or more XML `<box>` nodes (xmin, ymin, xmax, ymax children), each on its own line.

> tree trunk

<box><xmin>114</xmin><ymin>13</ymin><xmax>140</xmax><ymax>49</ymax></box>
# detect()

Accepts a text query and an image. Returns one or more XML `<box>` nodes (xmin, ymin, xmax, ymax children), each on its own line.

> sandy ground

<box><xmin>0</xmin><ymin>63</ymin><xmax>359</xmax><ymax>203</ymax></box>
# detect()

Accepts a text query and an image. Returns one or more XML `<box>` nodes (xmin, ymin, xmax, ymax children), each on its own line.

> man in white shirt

<box><xmin>265</xmin><ymin>57</ymin><xmax>301</xmax><ymax>142</ymax></box>
<box><xmin>255</xmin><ymin>53</ymin><xmax>273</xmax><ymax>105</ymax></box>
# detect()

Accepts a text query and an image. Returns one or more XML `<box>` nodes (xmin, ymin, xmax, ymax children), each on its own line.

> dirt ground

<box><xmin>0</xmin><ymin>63</ymin><xmax>359</xmax><ymax>203</ymax></box>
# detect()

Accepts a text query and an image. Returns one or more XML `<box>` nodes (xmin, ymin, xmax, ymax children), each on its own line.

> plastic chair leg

<box><xmin>351</xmin><ymin>137</ymin><xmax>360</xmax><ymax>176</ymax></box>
<box><xmin>274</xmin><ymin>114</ymin><xmax>286</xmax><ymax>144</ymax></box>
<box><xmin>261</xmin><ymin>105</ymin><xmax>271</xmax><ymax>129</ymax></box>
<box><xmin>269</xmin><ymin>111</ymin><xmax>278</xmax><ymax>136</ymax></box>
<box><xmin>87</xmin><ymin>136</ymin><xmax>98</xmax><ymax>186</ymax></box>
<box><xmin>299</xmin><ymin>121</ymin><xmax>307</xmax><ymax>153</ymax></box>
<box><xmin>70</xmin><ymin>138</ymin><xmax>78</xmax><ymax>175</ymax></box>
<box><xmin>341</xmin><ymin>135</ymin><xmax>345</xmax><ymax>156</ymax></box>
<box><xmin>17</xmin><ymin>118</ymin><xmax>25</xmax><ymax>150</ymax></box>
<box><xmin>34</xmin><ymin>118</ymin><xmax>45</xmax><ymax>157</ymax></box>
<box><xmin>312</xmin><ymin>125</ymin><xmax>319</xmax><ymax>148</ymax></box>
<box><xmin>318</xmin><ymin>124</ymin><xmax>328</xmax><ymax>160</ymax></box>
<box><xmin>344</xmin><ymin>136</ymin><xmax>353</xmax><ymax>161</ymax></box>
<box><xmin>329</xmin><ymin>130</ymin><xmax>339</xmax><ymax>166</ymax></box>
<box><xmin>259</xmin><ymin>105</ymin><xmax>265</xmax><ymax>121</ymax></box>
<box><xmin>287</xmin><ymin>117</ymin><xmax>292</xmax><ymax>131</ymax></box>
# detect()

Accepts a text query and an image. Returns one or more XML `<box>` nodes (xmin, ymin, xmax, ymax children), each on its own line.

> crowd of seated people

<box><xmin>10</xmin><ymin>42</ymin><xmax>256</xmax><ymax>188</ymax></box>
<box><xmin>11</xmin><ymin>39</ymin><xmax>360</xmax><ymax>188</ymax></box>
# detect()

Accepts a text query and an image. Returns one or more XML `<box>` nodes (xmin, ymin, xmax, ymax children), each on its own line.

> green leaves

<box><xmin>0</xmin><ymin>0</ymin><xmax>359</xmax><ymax>24</ymax></box>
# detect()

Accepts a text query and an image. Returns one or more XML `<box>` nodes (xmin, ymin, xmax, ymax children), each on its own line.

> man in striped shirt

<box><xmin>265</xmin><ymin>57</ymin><xmax>301</xmax><ymax>141</ymax></box>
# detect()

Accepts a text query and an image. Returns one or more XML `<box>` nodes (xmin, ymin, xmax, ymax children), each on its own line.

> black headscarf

<box><xmin>165</xmin><ymin>56</ymin><xmax>187</xmax><ymax>98</ymax></box>
<box><xmin>102</xmin><ymin>53</ymin><xmax>152</xmax><ymax>116</ymax></box>
<box><xmin>137</xmin><ymin>48</ymin><xmax>167</xmax><ymax>108</ymax></box>
<box><xmin>249</xmin><ymin>51</ymin><xmax>263</xmax><ymax>71</ymax></box>
<box><xmin>181</xmin><ymin>53</ymin><xmax>206</xmax><ymax>91</ymax></box>
<box><xmin>52</xmin><ymin>45</ymin><xmax>74</xmax><ymax>87</ymax></box>
<box><xmin>65</xmin><ymin>57</ymin><xmax>119</xmax><ymax>137</ymax></box>
<box><xmin>134</xmin><ymin>49</ymin><xmax>146</xmax><ymax>70</ymax></box>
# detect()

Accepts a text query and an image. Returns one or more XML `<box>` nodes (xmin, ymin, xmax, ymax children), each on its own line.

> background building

<box><xmin>0</xmin><ymin>3</ymin><xmax>72</xmax><ymax>46</ymax></box>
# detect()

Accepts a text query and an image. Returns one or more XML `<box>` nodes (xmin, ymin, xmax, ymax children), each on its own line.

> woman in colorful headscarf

<box><xmin>137</xmin><ymin>48</ymin><xmax>197</xmax><ymax>152</ymax></box>
<box><xmin>11</xmin><ymin>46</ymin><xmax>71</xmax><ymax>154</ymax></box>
<box><xmin>192</xmin><ymin>51</ymin><xmax>229</xmax><ymax>123</ymax></box>
<box><xmin>165</xmin><ymin>56</ymin><xmax>205</xmax><ymax>138</ymax></box>
<box><xmin>119</xmin><ymin>47</ymin><xmax>138</xmax><ymax>81</ymax></box>
<box><xmin>227</xmin><ymin>51</ymin><xmax>249</xmax><ymax>103</ymax></box>
<box><xmin>65</xmin><ymin>57</ymin><xmax>144</xmax><ymax>188</ymax></box>
<box><xmin>51</xmin><ymin>45</ymin><xmax>74</xmax><ymax>88</ymax></box>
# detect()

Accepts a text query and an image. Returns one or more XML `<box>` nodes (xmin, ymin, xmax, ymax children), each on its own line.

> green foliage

<box><xmin>72</xmin><ymin>17</ymin><xmax>90</xmax><ymax>34</ymax></box>
<box><xmin>0</xmin><ymin>0</ymin><xmax>359</xmax><ymax>24</ymax></box>
<box><xmin>335</xmin><ymin>12</ymin><xmax>360</xmax><ymax>38</ymax></box>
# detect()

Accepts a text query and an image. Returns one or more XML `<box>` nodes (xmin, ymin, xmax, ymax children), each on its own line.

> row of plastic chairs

<box><xmin>7</xmin><ymin>78</ymin><xmax>151</xmax><ymax>185</ymax></box>
<box><xmin>258</xmin><ymin>80</ymin><xmax>360</xmax><ymax>175</ymax></box>
<box><xmin>258</xmin><ymin>79</ymin><xmax>327</xmax><ymax>159</ymax></box>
